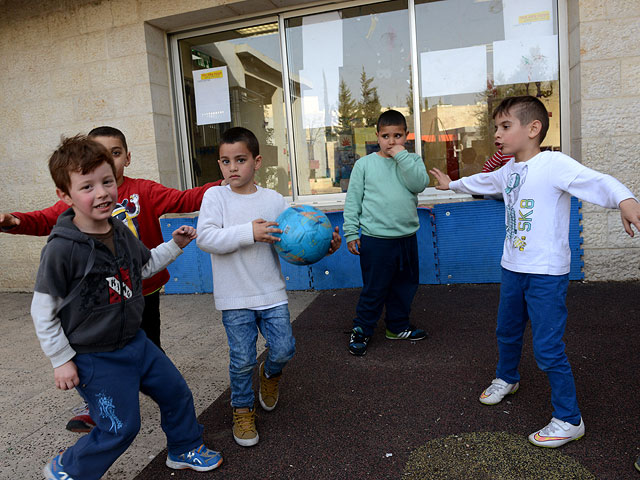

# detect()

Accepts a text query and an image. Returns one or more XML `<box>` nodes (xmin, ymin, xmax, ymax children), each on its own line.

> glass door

<box><xmin>175</xmin><ymin>21</ymin><xmax>291</xmax><ymax>196</ymax></box>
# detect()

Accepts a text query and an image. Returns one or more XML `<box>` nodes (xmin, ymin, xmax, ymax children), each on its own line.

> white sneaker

<box><xmin>528</xmin><ymin>417</ymin><xmax>585</xmax><ymax>448</ymax></box>
<box><xmin>478</xmin><ymin>378</ymin><xmax>519</xmax><ymax>405</ymax></box>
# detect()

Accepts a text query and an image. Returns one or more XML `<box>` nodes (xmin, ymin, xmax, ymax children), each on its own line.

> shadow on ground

<box><xmin>136</xmin><ymin>282</ymin><xmax>640</xmax><ymax>480</ymax></box>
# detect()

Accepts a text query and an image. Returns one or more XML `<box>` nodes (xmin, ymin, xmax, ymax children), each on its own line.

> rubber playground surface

<box><xmin>136</xmin><ymin>282</ymin><xmax>640</xmax><ymax>479</ymax></box>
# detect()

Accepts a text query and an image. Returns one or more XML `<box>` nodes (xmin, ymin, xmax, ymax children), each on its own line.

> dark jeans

<box><xmin>354</xmin><ymin>234</ymin><xmax>419</xmax><ymax>337</ymax></box>
<box><xmin>65</xmin><ymin>331</ymin><xmax>204</xmax><ymax>479</ymax></box>
<box><xmin>140</xmin><ymin>290</ymin><xmax>162</xmax><ymax>350</ymax></box>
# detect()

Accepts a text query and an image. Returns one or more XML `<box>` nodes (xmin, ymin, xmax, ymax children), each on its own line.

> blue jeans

<box><xmin>496</xmin><ymin>268</ymin><xmax>581</xmax><ymax>424</ymax></box>
<box><xmin>222</xmin><ymin>304</ymin><xmax>296</xmax><ymax>408</ymax></box>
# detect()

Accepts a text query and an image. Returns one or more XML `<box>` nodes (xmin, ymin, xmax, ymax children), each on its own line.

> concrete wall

<box><xmin>0</xmin><ymin>0</ymin><xmax>639</xmax><ymax>291</ymax></box>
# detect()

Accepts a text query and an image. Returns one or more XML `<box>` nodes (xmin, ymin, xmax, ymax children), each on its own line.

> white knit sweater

<box><xmin>196</xmin><ymin>185</ymin><xmax>289</xmax><ymax>310</ymax></box>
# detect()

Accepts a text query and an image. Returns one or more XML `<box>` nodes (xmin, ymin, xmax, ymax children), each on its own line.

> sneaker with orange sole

<box><xmin>528</xmin><ymin>417</ymin><xmax>585</xmax><ymax>448</ymax></box>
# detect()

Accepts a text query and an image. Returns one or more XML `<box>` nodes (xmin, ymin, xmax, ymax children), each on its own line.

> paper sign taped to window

<box><xmin>420</xmin><ymin>45</ymin><xmax>487</xmax><ymax>98</ymax></box>
<box><xmin>193</xmin><ymin>66</ymin><xmax>231</xmax><ymax>125</ymax></box>
<box><xmin>502</xmin><ymin>0</ymin><xmax>554</xmax><ymax>39</ymax></box>
<box><xmin>493</xmin><ymin>35</ymin><xmax>558</xmax><ymax>85</ymax></box>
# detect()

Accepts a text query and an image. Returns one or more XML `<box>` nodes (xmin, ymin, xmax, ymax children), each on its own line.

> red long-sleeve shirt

<box><xmin>482</xmin><ymin>150</ymin><xmax>514</xmax><ymax>173</ymax></box>
<box><xmin>8</xmin><ymin>176</ymin><xmax>221</xmax><ymax>295</ymax></box>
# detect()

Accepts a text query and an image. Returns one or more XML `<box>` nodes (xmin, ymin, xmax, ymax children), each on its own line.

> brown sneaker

<box><xmin>232</xmin><ymin>407</ymin><xmax>259</xmax><ymax>447</ymax></box>
<box><xmin>259</xmin><ymin>361</ymin><xmax>281</xmax><ymax>412</ymax></box>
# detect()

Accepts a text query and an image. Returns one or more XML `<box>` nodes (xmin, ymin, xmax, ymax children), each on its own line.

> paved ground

<box><xmin>0</xmin><ymin>291</ymin><xmax>317</xmax><ymax>479</ymax></box>
<box><xmin>3</xmin><ymin>283</ymin><xmax>640</xmax><ymax>479</ymax></box>
<box><xmin>137</xmin><ymin>282</ymin><xmax>640</xmax><ymax>480</ymax></box>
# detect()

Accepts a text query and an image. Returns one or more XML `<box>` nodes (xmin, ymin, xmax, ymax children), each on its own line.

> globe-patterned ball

<box><xmin>273</xmin><ymin>205</ymin><xmax>333</xmax><ymax>266</ymax></box>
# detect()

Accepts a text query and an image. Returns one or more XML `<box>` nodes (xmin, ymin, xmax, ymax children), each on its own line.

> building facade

<box><xmin>1</xmin><ymin>0</ymin><xmax>639</xmax><ymax>291</ymax></box>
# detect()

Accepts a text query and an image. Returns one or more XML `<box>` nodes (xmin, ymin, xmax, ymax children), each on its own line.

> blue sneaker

<box><xmin>349</xmin><ymin>326</ymin><xmax>370</xmax><ymax>356</ymax></box>
<box><xmin>166</xmin><ymin>444</ymin><xmax>223</xmax><ymax>472</ymax></box>
<box><xmin>385</xmin><ymin>325</ymin><xmax>427</xmax><ymax>341</ymax></box>
<box><xmin>43</xmin><ymin>452</ymin><xmax>74</xmax><ymax>480</ymax></box>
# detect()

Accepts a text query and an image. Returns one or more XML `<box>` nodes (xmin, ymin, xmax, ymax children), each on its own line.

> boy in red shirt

<box><xmin>1</xmin><ymin>126</ymin><xmax>222</xmax><ymax>431</ymax></box>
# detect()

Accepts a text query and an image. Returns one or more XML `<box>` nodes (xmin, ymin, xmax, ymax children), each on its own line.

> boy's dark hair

<box><xmin>493</xmin><ymin>96</ymin><xmax>549</xmax><ymax>144</ymax></box>
<box><xmin>220</xmin><ymin>127</ymin><xmax>260</xmax><ymax>158</ymax></box>
<box><xmin>88</xmin><ymin>126</ymin><xmax>128</xmax><ymax>152</ymax></box>
<box><xmin>377</xmin><ymin>109</ymin><xmax>407</xmax><ymax>131</ymax></box>
<box><xmin>49</xmin><ymin>135</ymin><xmax>116</xmax><ymax>195</ymax></box>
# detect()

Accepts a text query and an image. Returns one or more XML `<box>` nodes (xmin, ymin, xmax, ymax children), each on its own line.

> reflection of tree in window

<box><xmin>338</xmin><ymin>79</ymin><xmax>358</xmax><ymax>134</ymax></box>
<box><xmin>358</xmin><ymin>67</ymin><xmax>381</xmax><ymax>128</ymax></box>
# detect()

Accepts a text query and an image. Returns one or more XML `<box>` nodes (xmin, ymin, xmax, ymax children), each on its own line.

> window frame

<box><xmin>168</xmin><ymin>0</ymin><xmax>570</xmax><ymax>206</ymax></box>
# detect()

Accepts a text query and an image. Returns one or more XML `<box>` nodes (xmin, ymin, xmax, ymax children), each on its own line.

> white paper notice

<box><xmin>420</xmin><ymin>45</ymin><xmax>487</xmax><ymax>98</ymax></box>
<box><xmin>493</xmin><ymin>35</ymin><xmax>558</xmax><ymax>85</ymax></box>
<box><xmin>502</xmin><ymin>0</ymin><xmax>553</xmax><ymax>39</ymax></box>
<box><xmin>193</xmin><ymin>66</ymin><xmax>231</xmax><ymax>125</ymax></box>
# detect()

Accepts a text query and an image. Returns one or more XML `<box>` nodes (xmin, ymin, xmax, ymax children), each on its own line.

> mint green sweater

<box><xmin>343</xmin><ymin>149</ymin><xmax>428</xmax><ymax>243</ymax></box>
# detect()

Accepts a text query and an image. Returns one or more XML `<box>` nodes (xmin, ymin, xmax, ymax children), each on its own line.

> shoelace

<box><xmin>262</xmin><ymin>374</ymin><xmax>280</xmax><ymax>398</ymax></box>
<box><xmin>351</xmin><ymin>330</ymin><xmax>368</xmax><ymax>343</ymax></box>
<box><xmin>233</xmin><ymin>410</ymin><xmax>257</xmax><ymax>432</ymax></box>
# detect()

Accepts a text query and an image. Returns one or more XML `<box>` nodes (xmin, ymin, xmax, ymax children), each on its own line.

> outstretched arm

<box><xmin>1</xmin><ymin>201</ymin><xmax>69</xmax><ymax>235</ymax></box>
<box><xmin>619</xmin><ymin>198</ymin><xmax>640</xmax><ymax>237</ymax></box>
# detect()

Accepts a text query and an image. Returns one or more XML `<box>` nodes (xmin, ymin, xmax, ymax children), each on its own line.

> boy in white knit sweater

<box><xmin>196</xmin><ymin>127</ymin><xmax>340</xmax><ymax>447</ymax></box>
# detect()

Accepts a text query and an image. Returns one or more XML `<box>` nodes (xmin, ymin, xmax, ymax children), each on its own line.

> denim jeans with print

<box><xmin>222</xmin><ymin>304</ymin><xmax>296</xmax><ymax>408</ymax></box>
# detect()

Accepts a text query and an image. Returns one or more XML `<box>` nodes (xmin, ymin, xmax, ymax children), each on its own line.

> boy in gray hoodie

<box><xmin>33</xmin><ymin>135</ymin><xmax>222</xmax><ymax>479</ymax></box>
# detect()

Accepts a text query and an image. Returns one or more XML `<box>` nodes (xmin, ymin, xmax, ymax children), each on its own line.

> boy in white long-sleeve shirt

<box><xmin>430</xmin><ymin>95</ymin><xmax>640</xmax><ymax>448</ymax></box>
<box><xmin>196</xmin><ymin>127</ymin><xmax>340</xmax><ymax>448</ymax></box>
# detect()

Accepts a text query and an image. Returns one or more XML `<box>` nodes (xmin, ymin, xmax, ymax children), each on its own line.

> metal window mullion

<box><xmin>557</xmin><ymin>0</ymin><xmax>570</xmax><ymax>157</ymax></box>
<box><xmin>278</xmin><ymin>14</ymin><xmax>299</xmax><ymax>203</ymax></box>
<box><xmin>408</xmin><ymin>0</ymin><xmax>421</xmax><ymax>159</ymax></box>
<box><xmin>168</xmin><ymin>34</ymin><xmax>193</xmax><ymax>189</ymax></box>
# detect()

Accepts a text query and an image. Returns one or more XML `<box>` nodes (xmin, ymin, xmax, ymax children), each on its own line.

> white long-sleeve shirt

<box><xmin>196</xmin><ymin>185</ymin><xmax>289</xmax><ymax>310</ymax></box>
<box><xmin>449</xmin><ymin>151</ymin><xmax>635</xmax><ymax>275</ymax></box>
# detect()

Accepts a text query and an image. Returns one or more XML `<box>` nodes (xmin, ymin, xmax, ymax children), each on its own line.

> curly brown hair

<box><xmin>48</xmin><ymin>135</ymin><xmax>116</xmax><ymax>195</ymax></box>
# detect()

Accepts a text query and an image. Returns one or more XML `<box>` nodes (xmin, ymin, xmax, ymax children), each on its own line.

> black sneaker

<box><xmin>385</xmin><ymin>325</ymin><xmax>427</xmax><ymax>341</ymax></box>
<box><xmin>349</xmin><ymin>326</ymin><xmax>370</xmax><ymax>356</ymax></box>
<box><xmin>635</xmin><ymin>455</ymin><xmax>640</xmax><ymax>472</ymax></box>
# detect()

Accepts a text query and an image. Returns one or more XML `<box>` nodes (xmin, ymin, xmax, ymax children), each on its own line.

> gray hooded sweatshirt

<box><xmin>31</xmin><ymin>208</ymin><xmax>183</xmax><ymax>368</ymax></box>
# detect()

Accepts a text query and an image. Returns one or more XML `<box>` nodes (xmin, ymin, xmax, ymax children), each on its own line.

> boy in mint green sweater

<box><xmin>343</xmin><ymin>109</ymin><xmax>429</xmax><ymax>356</ymax></box>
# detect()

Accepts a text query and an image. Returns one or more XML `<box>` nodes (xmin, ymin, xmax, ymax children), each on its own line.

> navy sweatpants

<box><xmin>354</xmin><ymin>234</ymin><xmax>419</xmax><ymax>337</ymax></box>
<box><xmin>61</xmin><ymin>330</ymin><xmax>204</xmax><ymax>479</ymax></box>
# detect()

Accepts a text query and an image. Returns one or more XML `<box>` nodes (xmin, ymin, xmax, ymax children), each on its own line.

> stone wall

<box><xmin>570</xmin><ymin>0</ymin><xmax>640</xmax><ymax>280</ymax></box>
<box><xmin>0</xmin><ymin>0</ymin><xmax>639</xmax><ymax>291</ymax></box>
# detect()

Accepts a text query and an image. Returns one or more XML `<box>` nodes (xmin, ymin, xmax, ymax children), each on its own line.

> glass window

<box><xmin>176</xmin><ymin>22</ymin><xmax>292</xmax><ymax>196</ymax></box>
<box><xmin>284</xmin><ymin>1</ymin><xmax>413</xmax><ymax>196</ymax></box>
<box><xmin>170</xmin><ymin>0</ymin><xmax>564</xmax><ymax>201</ymax></box>
<box><xmin>415</xmin><ymin>0</ymin><xmax>560</xmax><ymax>184</ymax></box>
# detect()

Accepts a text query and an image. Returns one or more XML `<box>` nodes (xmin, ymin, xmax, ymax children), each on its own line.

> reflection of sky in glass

<box><xmin>415</xmin><ymin>0</ymin><xmax>558</xmax><ymax>106</ymax></box>
<box><xmin>286</xmin><ymin>6</ymin><xmax>412</xmax><ymax>120</ymax></box>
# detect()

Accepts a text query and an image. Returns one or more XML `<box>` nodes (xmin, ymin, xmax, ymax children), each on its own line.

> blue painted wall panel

<box><xmin>417</xmin><ymin>208</ymin><xmax>438</xmax><ymax>285</ymax></box>
<box><xmin>310</xmin><ymin>211</ymin><xmax>362</xmax><ymax>290</ymax></box>
<box><xmin>434</xmin><ymin>200</ymin><xmax>505</xmax><ymax>284</ymax></box>
<box><xmin>159</xmin><ymin>198</ymin><xmax>584</xmax><ymax>292</ymax></box>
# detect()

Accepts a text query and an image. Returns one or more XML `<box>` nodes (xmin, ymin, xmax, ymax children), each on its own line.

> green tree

<box><xmin>337</xmin><ymin>78</ymin><xmax>358</xmax><ymax>134</ymax></box>
<box><xmin>359</xmin><ymin>67</ymin><xmax>381</xmax><ymax>127</ymax></box>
